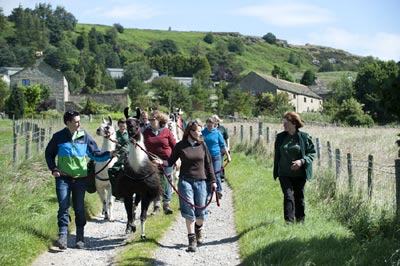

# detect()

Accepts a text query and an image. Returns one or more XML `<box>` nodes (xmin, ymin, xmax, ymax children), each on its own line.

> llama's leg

<box><xmin>95</xmin><ymin>181</ymin><xmax>107</xmax><ymax>219</ymax></box>
<box><xmin>124</xmin><ymin>195</ymin><xmax>136</xmax><ymax>234</ymax></box>
<box><xmin>139</xmin><ymin>197</ymin><xmax>151</xmax><ymax>240</ymax></box>
<box><xmin>107</xmin><ymin>182</ymin><xmax>114</xmax><ymax>221</ymax></box>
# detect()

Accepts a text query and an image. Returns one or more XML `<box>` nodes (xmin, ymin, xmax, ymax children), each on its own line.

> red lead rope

<box><xmin>133</xmin><ymin>141</ymin><xmax>223</xmax><ymax>209</ymax></box>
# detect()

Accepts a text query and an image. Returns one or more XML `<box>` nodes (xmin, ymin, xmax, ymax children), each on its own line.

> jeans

<box><xmin>278</xmin><ymin>176</ymin><xmax>306</xmax><ymax>223</ymax></box>
<box><xmin>178</xmin><ymin>178</ymin><xmax>208</xmax><ymax>221</ymax></box>
<box><xmin>55</xmin><ymin>177</ymin><xmax>87</xmax><ymax>235</ymax></box>
<box><xmin>161</xmin><ymin>166</ymin><xmax>173</xmax><ymax>202</ymax></box>
<box><xmin>208</xmin><ymin>155</ymin><xmax>222</xmax><ymax>196</ymax></box>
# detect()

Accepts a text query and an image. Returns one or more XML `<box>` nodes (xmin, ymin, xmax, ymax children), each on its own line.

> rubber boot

<box><xmin>186</xmin><ymin>233</ymin><xmax>197</xmax><ymax>252</ymax></box>
<box><xmin>195</xmin><ymin>223</ymin><xmax>203</xmax><ymax>244</ymax></box>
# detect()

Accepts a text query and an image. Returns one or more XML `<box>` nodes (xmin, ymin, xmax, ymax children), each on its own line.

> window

<box><xmin>22</xmin><ymin>79</ymin><xmax>30</xmax><ymax>86</ymax></box>
<box><xmin>304</xmin><ymin>97</ymin><xmax>307</xmax><ymax>103</ymax></box>
<box><xmin>293</xmin><ymin>94</ymin><xmax>296</xmax><ymax>99</ymax></box>
<box><xmin>311</xmin><ymin>99</ymin><xmax>313</xmax><ymax>103</ymax></box>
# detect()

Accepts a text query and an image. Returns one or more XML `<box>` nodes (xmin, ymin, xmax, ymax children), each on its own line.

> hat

<box><xmin>212</xmin><ymin>114</ymin><xmax>222</xmax><ymax>122</ymax></box>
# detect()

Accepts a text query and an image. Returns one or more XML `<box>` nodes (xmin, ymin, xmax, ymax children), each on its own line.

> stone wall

<box><xmin>69</xmin><ymin>91</ymin><xmax>128</xmax><ymax>109</ymax></box>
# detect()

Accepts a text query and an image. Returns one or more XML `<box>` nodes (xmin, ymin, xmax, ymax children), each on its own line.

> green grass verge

<box><xmin>227</xmin><ymin>152</ymin><xmax>400</xmax><ymax>265</ymax></box>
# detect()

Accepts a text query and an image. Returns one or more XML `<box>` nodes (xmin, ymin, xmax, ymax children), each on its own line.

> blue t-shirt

<box><xmin>202</xmin><ymin>128</ymin><xmax>226</xmax><ymax>157</ymax></box>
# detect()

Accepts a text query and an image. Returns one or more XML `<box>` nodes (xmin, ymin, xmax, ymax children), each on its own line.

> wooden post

<box><xmin>327</xmin><ymin>141</ymin><xmax>332</xmax><ymax>169</ymax></box>
<box><xmin>249</xmin><ymin>126</ymin><xmax>253</xmax><ymax>143</ymax></box>
<box><xmin>347</xmin><ymin>153</ymin><xmax>353</xmax><ymax>190</ymax></box>
<box><xmin>368</xmin><ymin>155</ymin><xmax>373</xmax><ymax>199</ymax></box>
<box><xmin>316</xmin><ymin>138</ymin><xmax>321</xmax><ymax>167</ymax></box>
<box><xmin>395</xmin><ymin>159</ymin><xmax>400</xmax><ymax>218</ymax></box>
<box><xmin>335</xmin><ymin>149</ymin><xmax>341</xmax><ymax>180</ymax></box>
<box><xmin>258</xmin><ymin>122</ymin><xmax>263</xmax><ymax>142</ymax></box>
<box><xmin>13</xmin><ymin>121</ymin><xmax>18</xmax><ymax>165</ymax></box>
<box><xmin>233</xmin><ymin>126</ymin><xmax>237</xmax><ymax>136</ymax></box>
<box><xmin>240</xmin><ymin>125</ymin><xmax>244</xmax><ymax>143</ymax></box>
<box><xmin>40</xmin><ymin>128</ymin><xmax>46</xmax><ymax>150</ymax></box>
<box><xmin>25</xmin><ymin>131</ymin><xmax>31</xmax><ymax>160</ymax></box>
<box><xmin>266</xmin><ymin>127</ymin><xmax>270</xmax><ymax>144</ymax></box>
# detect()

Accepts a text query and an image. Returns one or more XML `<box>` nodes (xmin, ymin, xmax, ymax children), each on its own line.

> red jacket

<box><xmin>143</xmin><ymin>127</ymin><xmax>176</xmax><ymax>160</ymax></box>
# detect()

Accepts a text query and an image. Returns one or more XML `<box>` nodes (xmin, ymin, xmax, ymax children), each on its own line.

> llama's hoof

<box><xmin>125</xmin><ymin>224</ymin><xmax>136</xmax><ymax>234</ymax></box>
<box><xmin>140</xmin><ymin>235</ymin><xmax>146</xmax><ymax>240</ymax></box>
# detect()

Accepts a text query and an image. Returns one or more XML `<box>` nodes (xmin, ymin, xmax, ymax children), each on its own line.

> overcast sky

<box><xmin>1</xmin><ymin>0</ymin><xmax>399</xmax><ymax>61</ymax></box>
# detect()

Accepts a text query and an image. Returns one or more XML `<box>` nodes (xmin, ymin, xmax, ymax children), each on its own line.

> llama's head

<box><xmin>96</xmin><ymin>115</ymin><xmax>115</xmax><ymax>138</ymax></box>
<box><xmin>124</xmin><ymin>107</ymin><xmax>142</xmax><ymax>140</ymax></box>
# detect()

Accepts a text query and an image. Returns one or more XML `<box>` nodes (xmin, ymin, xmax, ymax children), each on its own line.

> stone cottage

<box><xmin>239</xmin><ymin>71</ymin><xmax>323</xmax><ymax>113</ymax></box>
<box><xmin>10</xmin><ymin>59</ymin><xmax>69</xmax><ymax>112</ymax></box>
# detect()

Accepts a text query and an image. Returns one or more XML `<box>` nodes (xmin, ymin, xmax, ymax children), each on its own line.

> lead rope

<box><xmin>133</xmin><ymin>141</ymin><xmax>222</xmax><ymax>209</ymax></box>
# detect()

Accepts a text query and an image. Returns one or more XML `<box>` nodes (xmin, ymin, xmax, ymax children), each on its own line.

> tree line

<box><xmin>0</xmin><ymin>4</ymin><xmax>399</xmax><ymax>125</ymax></box>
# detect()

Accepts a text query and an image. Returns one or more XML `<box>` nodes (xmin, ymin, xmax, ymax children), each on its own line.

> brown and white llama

<box><xmin>95</xmin><ymin>115</ymin><xmax>118</xmax><ymax>221</ymax></box>
<box><xmin>117</xmin><ymin>107</ymin><xmax>162</xmax><ymax>239</ymax></box>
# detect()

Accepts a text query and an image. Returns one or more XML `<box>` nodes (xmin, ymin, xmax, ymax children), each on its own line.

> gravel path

<box><xmin>31</xmin><ymin>184</ymin><xmax>241</xmax><ymax>266</ymax></box>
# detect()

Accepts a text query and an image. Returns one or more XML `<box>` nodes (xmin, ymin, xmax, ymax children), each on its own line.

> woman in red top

<box><xmin>143</xmin><ymin>110</ymin><xmax>176</xmax><ymax>214</ymax></box>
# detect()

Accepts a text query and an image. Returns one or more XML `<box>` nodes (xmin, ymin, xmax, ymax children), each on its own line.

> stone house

<box><xmin>9</xmin><ymin>59</ymin><xmax>69</xmax><ymax>112</ymax></box>
<box><xmin>239</xmin><ymin>71</ymin><xmax>323</xmax><ymax>113</ymax></box>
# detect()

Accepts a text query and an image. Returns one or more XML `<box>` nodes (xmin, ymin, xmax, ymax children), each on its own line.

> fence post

<box><xmin>395</xmin><ymin>159</ymin><xmax>400</xmax><ymax>218</ymax></box>
<box><xmin>13</xmin><ymin>121</ymin><xmax>18</xmax><ymax>165</ymax></box>
<box><xmin>25</xmin><ymin>131</ymin><xmax>31</xmax><ymax>160</ymax></box>
<box><xmin>368</xmin><ymin>155</ymin><xmax>374</xmax><ymax>199</ymax></box>
<box><xmin>40</xmin><ymin>128</ymin><xmax>46</xmax><ymax>150</ymax></box>
<box><xmin>316</xmin><ymin>138</ymin><xmax>321</xmax><ymax>167</ymax></box>
<box><xmin>258</xmin><ymin>122</ymin><xmax>263</xmax><ymax>142</ymax></box>
<box><xmin>327</xmin><ymin>141</ymin><xmax>332</xmax><ymax>169</ymax></box>
<box><xmin>240</xmin><ymin>125</ymin><xmax>244</xmax><ymax>143</ymax></box>
<box><xmin>233</xmin><ymin>126</ymin><xmax>237</xmax><ymax>136</ymax></box>
<box><xmin>347</xmin><ymin>153</ymin><xmax>353</xmax><ymax>190</ymax></box>
<box><xmin>335</xmin><ymin>149</ymin><xmax>341</xmax><ymax>180</ymax></box>
<box><xmin>249</xmin><ymin>126</ymin><xmax>253</xmax><ymax>143</ymax></box>
<box><xmin>266</xmin><ymin>127</ymin><xmax>270</xmax><ymax>144</ymax></box>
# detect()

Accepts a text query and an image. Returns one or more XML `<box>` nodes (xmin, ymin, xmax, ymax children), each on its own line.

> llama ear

<box><xmin>135</xmin><ymin>107</ymin><xmax>141</xmax><ymax>119</ymax></box>
<box><xmin>108</xmin><ymin>115</ymin><xmax>113</xmax><ymax>125</ymax></box>
<box><xmin>102</xmin><ymin>115</ymin><xmax>106</xmax><ymax>123</ymax></box>
<box><xmin>124</xmin><ymin>107</ymin><xmax>129</xmax><ymax>118</ymax></box>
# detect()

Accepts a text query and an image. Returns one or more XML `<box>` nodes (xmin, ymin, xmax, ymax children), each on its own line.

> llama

<box><xmin>95</xmin><ymin>115</ymin><xmax>118</xmax><ymax>221</ymax></box>
<box><xmin>117</xmin><ymin>107</ymin><xmax>162</xmax><ymax>239</ymax></box>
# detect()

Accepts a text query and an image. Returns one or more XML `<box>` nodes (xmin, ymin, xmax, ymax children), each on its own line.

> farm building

<box><xmin>239</xmin><ymin>71</ymin><xmax>323</xmax><ymax>113</ymax></box>
<box><xmin>9</xmin><ymin>59</ymin><xmax>69</xmax><ymax>112</ymax></box>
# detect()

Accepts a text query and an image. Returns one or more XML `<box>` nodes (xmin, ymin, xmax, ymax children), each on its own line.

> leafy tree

<box><xmin>5</xmin><ymin>85</ymin><xmax>25</xmax><ymax>118</ymax></box>
<box><xmin>203</xmin><ymin>33</ymin><xmax>214</xmax><ymax>44</ymax></box>
<box><xmin>300</xmin><ymin>70</ymin><xmax>315</xmax><ymax>85</ymax></box>
<box><xmin>328</xmin><ymin>75</ymin><xmax>354</xmax><ymax>104</ymax></box>
<box><xmin>128</xmin><ymin>78</ymin><xmax>151</xmax><ymax>110</ymax></box>
<box><xmin>272</xmin><ymin>92</ymin><xmax>295</xmax><ymax>116</ymax></box>
<box><xmin>318</xmin><ymin>61</ymin><xmax>335</xmax><ymax>72</ymax></box>
<box><xmin>145</xmin><ymin>39</ymin><xmax>179</xmax><ymax>56</ymax></box>
<box><xmin>113</xmin><ymin>23</ymin><xmax>124</xmax><ymax>33</ymax></box>
<box><xmin>333</xmin><ymin>98</ymin><xmax>374</xmax><ymax>127</ymax></box>
<box><xmin>0</xmin><ymin>8</ymin><xmax>7</xmax><ymax>30</ymax></box>
<box><xmin>0</xmin><ymin>47</ymin><xmax>17</xmax><ymax>66</ymax></box>
<box><xmin>150</xmin><ymin>77</ymin><xmax>191</xmax><ymax>112</ymax></box>
<box><xmin>288</xmin><ymin>52</ymin><xmax>301</xmax><ymax>67</ymax></box>
<box><xmin>81</xmin><ymin>97</ymin><xmax>101</xmax><ymax>115</ymax></box>
<box><xmin>262</xmin><ymin>32</ymin><xmax>277</xmax><ymax>44</ymax></box>
<box><xmin>76</xmin><ymin>30</ymin><xmax>89</xmax><ymax>50</ymax></box>
<box><xmin>227</xmin><ymin>38</ymin><xmax>244</xmax><ymax>55</ymax></box>
<box><xmin>271</xmin><ymin>65</ymin><xmax>294</xmax><ymax>82</ymax></box>
<box><xmin>224</xmin><ymin>87</ymin><xmax>256</xmax><ymax>117</ymax></box>
<box><xmin>0</xmin><ymin>78</ymin><xmax>9</xmax><ymax>111</ymax></box>
<box><xmin>83</xmin><ymin>63</ymin><xmax>102</xmax><ymax>93</ymax></box>
<box><xmin>354</xmin><ymin>60</ymin><xmax>399</xmax><ymax>122</ymax></box>
<box><xmin>120</xmin><ymin>61</ymin><xmax>153</xmax><ymax>88</ymax></box>
<box><xmin>22</xmin><ymin>84</ymin><xmax>42</xmax><ymax>115</ymax></box>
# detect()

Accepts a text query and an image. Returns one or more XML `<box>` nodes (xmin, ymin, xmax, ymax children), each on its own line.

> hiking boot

<box><xmin>195</xmin><ymin>223</ymin><xmax>203</xmax><ymax>245</ymax></box>
<box><xmin>75</xmin><ymin>234</ymin><xmax>85</xmax><ymax>249</ymax></box>
<box><xmin>151</xmin><ymin>200</ymin><xmax>161</xmax><ymax>215</ymax></box>
<box><xmin>56</xmin><ymin>233</ymin><xmax>67</xmax><ymax>249</ymax></box>
<box><xmin>163</xmin><ymin>202</ymin><xmax>173</xmax><ymax>215</ymax></box>
<box><xmin>186</xmin><ymin>233</ymin><xmax>197</xmax><ymax>252</ymax></box>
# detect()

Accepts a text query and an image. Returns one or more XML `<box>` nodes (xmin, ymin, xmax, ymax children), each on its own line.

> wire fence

<box><xmin>226</xmin><ymin>122</ymin><xmax>400</xmax><ymax>216</ymax></box>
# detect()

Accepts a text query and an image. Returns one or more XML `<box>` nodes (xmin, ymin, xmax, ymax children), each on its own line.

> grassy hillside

<box><xmin>76</xmin><ymin>24</ymin><xmax>363</xmax><ymax>81</ymax></box>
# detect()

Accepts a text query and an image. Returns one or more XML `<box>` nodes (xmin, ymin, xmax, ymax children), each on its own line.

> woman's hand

<box><xmin>291</xmin><ymin>159</ymin><xmax>303</xmax><ymax>170</ymax></box>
